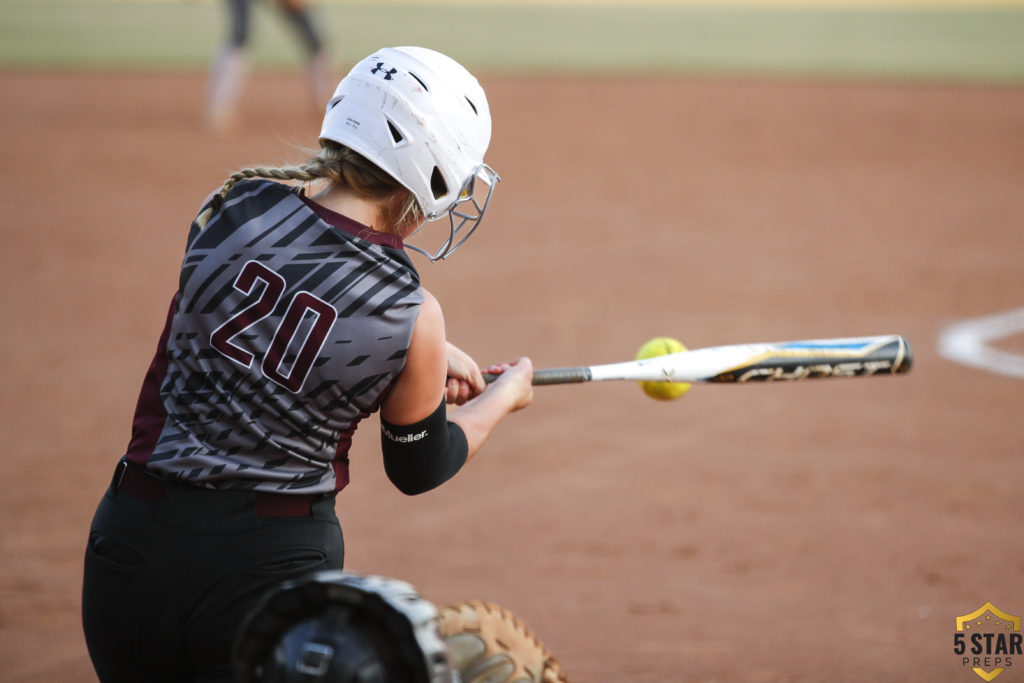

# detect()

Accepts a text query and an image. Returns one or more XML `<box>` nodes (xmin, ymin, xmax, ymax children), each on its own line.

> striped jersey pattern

<box><xmin>125</xmin><ymin>179</ymin><xmax>424</xmax><ymax>493</ymax></box>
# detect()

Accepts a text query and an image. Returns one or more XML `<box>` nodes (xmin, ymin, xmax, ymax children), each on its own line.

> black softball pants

<box><xmin>82</xmin><ymin>461</ymin><xmax>344</xmax><ymax>683</ymax></box>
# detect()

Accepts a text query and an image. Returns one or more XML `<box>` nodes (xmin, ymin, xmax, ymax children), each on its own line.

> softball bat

<box><xmin>484</xmin><ymin>335</ymin><xmax>912</xmax><ymax>386</ymax></box>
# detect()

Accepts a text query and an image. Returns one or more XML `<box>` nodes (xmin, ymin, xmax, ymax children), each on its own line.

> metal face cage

<box><xmin>406</xmin><ymin>164</ymin><xmax>500</xmax><ymax>261</ymax></box>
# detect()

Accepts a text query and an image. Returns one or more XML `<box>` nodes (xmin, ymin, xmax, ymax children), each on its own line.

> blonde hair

<box><xmin>195</xmin><ymin>142</ymin><xmax>422</xmax><ymax>234</ymax></box>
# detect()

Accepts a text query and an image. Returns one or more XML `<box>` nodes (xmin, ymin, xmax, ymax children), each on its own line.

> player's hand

<box><xmin>445</xmin><ymin>342</ymin><xmax>486</xmax><ymax>405</ymax></box>
<box><xmin>482</xmin><ymin>357</ymin><xmax>534</xmax><ymax>413</ymax></box>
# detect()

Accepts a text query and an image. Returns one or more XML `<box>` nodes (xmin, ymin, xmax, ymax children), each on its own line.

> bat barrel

<box><xmin>703</xmin><ymin>334</ymin><xmax>913</xmax><ymax>383</ymax></box>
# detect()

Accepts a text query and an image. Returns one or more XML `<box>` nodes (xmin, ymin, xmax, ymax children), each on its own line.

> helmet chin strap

<box><xmin>406</xmin><ymin>165</ymin><xmax>500</xmax><ymax>261</ymax></box>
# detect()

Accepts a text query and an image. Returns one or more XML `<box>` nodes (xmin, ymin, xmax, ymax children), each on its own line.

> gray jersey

<box><xmin>125</xmin><ymin>179</ymin><xmax>424</xmax><ymax>493</ymax></box>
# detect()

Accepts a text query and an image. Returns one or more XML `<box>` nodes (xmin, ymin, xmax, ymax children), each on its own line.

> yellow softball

<box><xmin>635</xmin><ymin>337</ymin><xmax>691</xmax><ymax>401</ymax></box>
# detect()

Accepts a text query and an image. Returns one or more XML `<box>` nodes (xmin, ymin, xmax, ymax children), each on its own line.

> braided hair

<box><xmin>195</xmin><ymin>141</ymin><xmax>422</xmax><ymax>234</ymax></box>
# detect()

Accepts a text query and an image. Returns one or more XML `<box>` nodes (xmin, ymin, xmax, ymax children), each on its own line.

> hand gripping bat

<box><xmin>484</xmin><ymin>335</ymin><xmax>912</xmax><ymax>386</ymax></box>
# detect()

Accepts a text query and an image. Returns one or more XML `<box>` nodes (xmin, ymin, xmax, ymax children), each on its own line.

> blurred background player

<box><xmin>205</xmin><ymin>0</ymin><xmax>333</xmax><ymax>132</ymax></box>
<box><xmin>233</xmin><ymin>570</ymin><xmax>569</xmax><ymax>683</ymax></box>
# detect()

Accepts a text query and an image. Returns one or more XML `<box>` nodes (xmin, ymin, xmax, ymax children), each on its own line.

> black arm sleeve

<box><xmin>381</xmin><ymin>399</ymin><xmax>469</xmax><ymax>496</ymax></box>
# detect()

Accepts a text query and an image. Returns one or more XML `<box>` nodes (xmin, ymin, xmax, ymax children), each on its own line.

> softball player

<box><xmin>205</xmin><ymin>0</ymin><xmax>332</xmax><ymax>132</ymax></box>
<box><xmin>82</xmin><ymin>46</ymin><xmax>533</xmax><ymax>683</ymax></box>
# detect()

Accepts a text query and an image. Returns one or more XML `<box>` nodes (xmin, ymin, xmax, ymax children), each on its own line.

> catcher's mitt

<box><xmin>438</xmin><ymin>601</ymin><xmax>569</xmax><ymax>683</ymax></box>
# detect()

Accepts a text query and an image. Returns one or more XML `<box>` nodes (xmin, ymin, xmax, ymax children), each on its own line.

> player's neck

<box><xmin>310</xmin><ymin>185</ymin><xmax>383</xmax><ymax>233</ymax></box>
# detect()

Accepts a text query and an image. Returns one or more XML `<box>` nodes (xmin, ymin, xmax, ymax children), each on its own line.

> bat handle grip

<box><xmin>483</xmin><ymin>366</ymin><xmax>592</xmax><ymax>386</ymax></box>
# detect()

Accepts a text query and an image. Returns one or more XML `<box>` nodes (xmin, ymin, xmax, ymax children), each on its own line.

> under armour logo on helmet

<box><xmin>371</xmin><ymin>62</ymin><xmax>398</xmax><ymax>80</ymax></box>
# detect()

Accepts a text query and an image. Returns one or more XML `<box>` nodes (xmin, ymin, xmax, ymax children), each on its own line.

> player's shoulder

<box><xmin>418</xmin><ymin>288</ymin><xmax>441</xmax><ymax>321</ymax></box>
<box><xmin>195</xmin><ymin>178</ymin><xmax>292</xmax><ymax>215</ymax></box>
<box><xmin>227</xmin><ymin>177</ymin><xmax>293</xmax><ymax>200</ymax></box>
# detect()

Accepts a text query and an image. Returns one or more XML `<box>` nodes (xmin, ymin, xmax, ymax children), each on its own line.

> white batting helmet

<box><xmin>319</xmin><ymin>46</ymin><xmax>499</xmax><ymax>260</ymax></box>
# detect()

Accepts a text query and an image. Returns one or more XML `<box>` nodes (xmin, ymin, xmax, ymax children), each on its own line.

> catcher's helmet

<box><xmin>319</xmin><ymin>46</ymin><xmax>499</xmax><ymax>261</ymax></box>
<box><xmin>233</xmin><ymin>571</ymin><xmax>454</xmax><ymax>683</ymax></box>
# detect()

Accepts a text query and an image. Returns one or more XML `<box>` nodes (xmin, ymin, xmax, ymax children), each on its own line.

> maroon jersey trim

<box><xmin>125</xmin><ymin>294</ymin><xmax>177</xmax><ymax>466</ymax></box>
<box><xmin>299</xmin><ymin>192</ymin><xmax>405</xmax><ymax>249</ymax></box>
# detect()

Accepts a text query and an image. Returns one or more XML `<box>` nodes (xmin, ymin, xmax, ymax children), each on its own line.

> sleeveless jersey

<box><xmin>125</xmin><ymin>179</ymin><xmax>424</xmax><ymax>493</ymax></box>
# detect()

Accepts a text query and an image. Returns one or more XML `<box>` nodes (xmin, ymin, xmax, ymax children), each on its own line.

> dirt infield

<box><xmin>1</xmin><ymin>69</ymin><xmax>1022</xmax><ymax>682</ymax></box>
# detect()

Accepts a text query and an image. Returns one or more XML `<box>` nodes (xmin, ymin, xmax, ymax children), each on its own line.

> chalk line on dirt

<box><xmin>937</xmin><ymin>307</ymin><xmax>1024</xmax><ymax>379</ymax></box>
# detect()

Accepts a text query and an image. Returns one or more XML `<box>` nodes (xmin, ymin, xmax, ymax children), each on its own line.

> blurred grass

<box><xmin>1</xmin><ymin>1</ymin><xmax>1023</xmax><ymax>83</ymax></box>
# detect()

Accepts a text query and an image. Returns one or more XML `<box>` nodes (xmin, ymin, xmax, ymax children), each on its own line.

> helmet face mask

<box><xmin>319</xmin><ymin>47</ymin><xmax>498</xmax><ymax>260</ymax></box>
<box><xmin>406</xmin><ymin>163</ymin><xmax>500</xmax><ymax>261</ymax></box>
<box><xmin>266</xmin><ymin>615</ymin><xmax>386</xmax><ymax>682</ymax></box>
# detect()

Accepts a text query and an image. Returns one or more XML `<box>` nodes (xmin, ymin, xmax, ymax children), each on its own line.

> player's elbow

<box><xmin>380</xmin><ymin>401</ymin><xmax>469</xmax><ymax>496</ymax></box>
<box><xmin>386</xmin><ymin>474</ymin><xmax>437</xmax><ymax>496</ymax></box>
<box><xmin>382</xmin><ymin>446</ymin><xmax>465</xmax><ymax>495</ymax></box>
